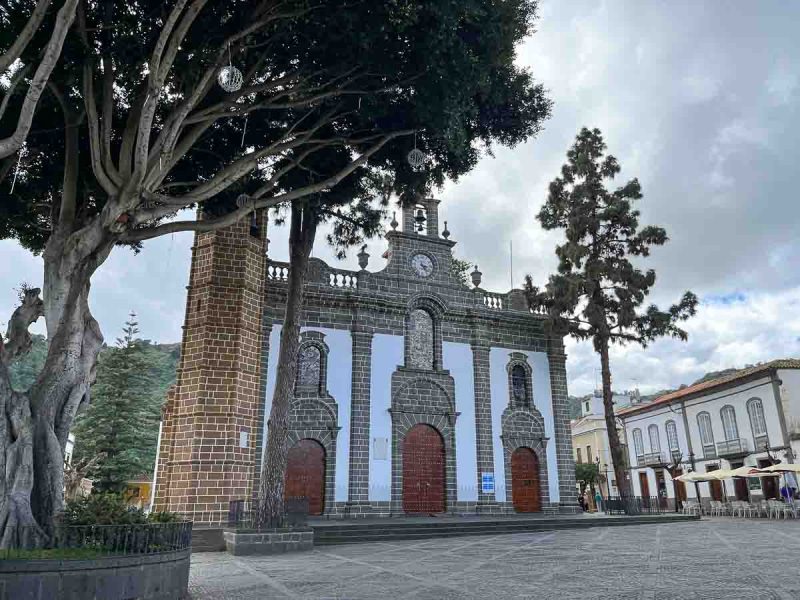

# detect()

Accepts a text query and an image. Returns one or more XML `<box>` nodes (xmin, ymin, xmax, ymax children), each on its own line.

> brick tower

<box><xmin>153</xmin><ymin>211</ymin><xmax>267</xmax><ymax>524</ymax></box>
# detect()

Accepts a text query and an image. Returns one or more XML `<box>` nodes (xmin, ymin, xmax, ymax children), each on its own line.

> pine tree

<box><xmin>525</xmin><ymin>128</ymin><xmax>698</xmax><ymax>499</ymax></box>
<box><xmin>71</xmin><ymin>314</ymin><xmax>162</xmax><ymax>493</ymax></box>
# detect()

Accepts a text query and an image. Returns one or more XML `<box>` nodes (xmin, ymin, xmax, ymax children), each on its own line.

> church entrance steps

<box><xmin>310</xmin><ymin>513</ymin><xmax>699</xmax><ymax>546</ymax></box>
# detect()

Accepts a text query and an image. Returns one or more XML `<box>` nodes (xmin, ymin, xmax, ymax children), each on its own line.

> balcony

<box><xmin>716</xmin><ymin>438</ymin><xmax>750</xmax><ymax>458</ymax></box>
<box><xmin>641</xmin><ymin>452</ymin><xmax>667</xmax><ymax>467</ymax></box>
<box><xmin>702</xmin><ymin>444</ymin><xmax>717</xmax><ymax>460</ymax></box>
<box><xmin>753</xmin><ymin>435</ymin><xmax>769</xmax><ymax>452</ymax></box>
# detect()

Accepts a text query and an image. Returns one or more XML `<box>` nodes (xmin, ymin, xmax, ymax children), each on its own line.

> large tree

<box><xmin>0</xmin><ymin>0</ymin><xmax>551</xmax><ymax>546</ymax></box>
<box><xmin>0</xmin><ymin>0</ymin><xmax>80</xmax><ymax>165</ymax></box>
<box><xmin>525</xmin><ymin>127</ymin><xmax>697</xmax><ymax>499</ymax></box>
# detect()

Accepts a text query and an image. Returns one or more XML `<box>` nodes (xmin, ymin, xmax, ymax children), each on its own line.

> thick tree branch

<box><xmin>1</xmin><ymin>288</ymin><xmax>44</xmax><ymax>366</ymax></box>
<box><xmin>122</xmin><ymin>130</ymin><xmax>412</xmax><ymax>242</ymax></box>
<box><xmin>0</xmin><ymin>0</ymin><xmax>52</xmax><ymax>73</ymax></box>
<box><xmin>0</xmin><ymin>0</ymin><xmax>79</xmax><ymax>159</ymax></box>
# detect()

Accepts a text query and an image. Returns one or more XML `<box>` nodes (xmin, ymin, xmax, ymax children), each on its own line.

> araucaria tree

<box><xmin>1</xmin><ymin>0</ymin><xmax>551</xmax><ymax>545</ymax></box>
<box><xmin>525</xmin><ymin>128</ymin><xmax>698</xmax><ymax>498</ymax></box>
<box><xmin>71</xmin><ymin>314</ymin><xmax>163</xmax><ymax>493</ymax></box>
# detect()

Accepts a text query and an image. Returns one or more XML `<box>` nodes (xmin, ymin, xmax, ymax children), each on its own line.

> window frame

<box><xmin>747</xmin><ymin>397</ymin><xmax>767</xmax><ymax>437</ymax></box>
<box><xmin>632</xmin><ymin>428</ymin><xmax>645</xmax><ymax>460</ymax></box>
<box><xmin>720</xmin><ymin>405</ymin><xmax>739</xmax><ymax>442</ymax></box>
<box><xmin>648</xmin><ymin>424</ymin><xmax>661</xmax><ymax>454</ymax></box>
<box><xmin>665</xmin><ymin>420</ymin><xmax>680</xmax><ymax>452</ymax></box>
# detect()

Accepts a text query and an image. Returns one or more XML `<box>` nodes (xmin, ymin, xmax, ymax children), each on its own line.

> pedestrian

<box><xmin>595</xmin><ymin>490</ymin><xmax>603</xmax><ymax>512</ymax></box>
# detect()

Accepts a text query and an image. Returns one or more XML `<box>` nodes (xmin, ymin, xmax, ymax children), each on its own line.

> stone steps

<box><xmin>312</xmin><ymin>514</ymin><xmax>698</xmax><ymax>545</ymax></box>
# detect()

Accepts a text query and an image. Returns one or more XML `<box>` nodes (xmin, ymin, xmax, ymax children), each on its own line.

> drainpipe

<box><xmin>679</xmin><ymin>401</ymin><xmax>702</xmax><ymax>502</ymax></box>
<box><xmin>771</xmin><ymin>370</ymin><xmax>794</xmax><ymax>464</ymax></box>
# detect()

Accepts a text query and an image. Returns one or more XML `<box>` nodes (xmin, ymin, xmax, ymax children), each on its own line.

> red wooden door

<box><xmin>511</xmin><ymin>447</ymin><xmax>541</xmax><ymax>512</ymax></box>
<box><xmin>639</xmin><ymin>472</ymin><xmax>650</xmax><ymax>499</ymax></box>
<box><xmin>402</xmin><ymin>424</ymin><xmax>445</xmax><ymax>514</ymax></box>
<box><xmin>284</xmin><ymin>439</ymin><xmax>325</xmax><ymax>515</ymax></box>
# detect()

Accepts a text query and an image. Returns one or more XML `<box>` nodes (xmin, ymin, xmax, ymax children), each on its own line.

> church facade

<box><xmin>153</xmin><ymin>199</ymin><xmax>578</xmax><ymax>521</ymax></box>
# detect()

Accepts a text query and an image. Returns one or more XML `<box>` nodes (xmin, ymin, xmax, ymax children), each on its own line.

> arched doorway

<box><xmin>402</xmin><ymin>424</ymin><xmax>445</xmax><ymax>514</ymax></box>
<box><xmin>284</xmin><ymin>439</ymin><xmax>326</xmax><ymax>515</ymax></box>
<box><xmin>511</xmin><ymin>447</ymin><xmax>541</xmax><ymax>512</ymax></box>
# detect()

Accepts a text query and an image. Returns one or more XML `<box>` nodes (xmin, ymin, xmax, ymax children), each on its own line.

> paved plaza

<box><xmin>189</xmin><ymin>519</ymin><xmax>800</xmax><ymax>600</ymax></box>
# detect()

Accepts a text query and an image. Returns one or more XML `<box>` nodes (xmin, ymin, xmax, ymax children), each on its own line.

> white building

<box><xmin>618</xmin><ymin>359</ymin><xmax>800</xmax><ymax>508</ymax></box>
<box><xmin>571</xmin><ymin>390</ymin><xmax>639</xmax><ymax>497</ymax></box>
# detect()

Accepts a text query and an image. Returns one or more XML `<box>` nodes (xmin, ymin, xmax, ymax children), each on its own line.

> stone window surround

<box><xmin>403</xmin><ymin>295</ymin><xmax>447</xmax><ymax>371</ymax></box>
<box><xmin>505</xmin><ymin>353</ymin><xmax>534</xmax><ymax>410</ymax></box>
<box><xmin>295</xmin><ymin>332</ymin><xmax>330</xmax><ymax>395</ymax></box>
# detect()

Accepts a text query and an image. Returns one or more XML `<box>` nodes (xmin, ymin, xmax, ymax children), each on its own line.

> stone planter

<box><xmin>0</xmin><ymin>548</ymin><xmax>190</xmax><ymax>600</ymax></box>
<box><xmin>223</xmin><ymin>527</ymin><xmax>314</xmax><ymax>555</ymax></box>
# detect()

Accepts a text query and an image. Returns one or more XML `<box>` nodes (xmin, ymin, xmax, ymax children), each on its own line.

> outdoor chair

<box><xmin>758</xmin><ymin>500</ymin><xmax>770</xmax><ymax>518</ymax></box>
<box><xmin>682</xmin><ymin>500</ymin><xmax>702</xmax><ymax>516</ymax></box>
<box><xmin>743</xmin><ymin>502</ymin><xmax>760</xmax><ymax>518</ymax></box>
<box><xmin>730</xmin><ymin>501</ymin><xmax>747</xmax><ymax>517</ymax></box>
<box><xmin>709</xmin><ymin>501</ymin><xmax>729</xmax><ymax>517</ymax></box>
<box><xmin>767</xmin><ymin>500</ymin><xmax>793</xmax><ymax>519</ymax></box>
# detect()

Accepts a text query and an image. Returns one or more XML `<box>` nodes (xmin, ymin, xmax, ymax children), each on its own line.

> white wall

<box><xmin>368</xmin><ymin>333</ymin><xmax>403</xmax><ymax>501</ymax></box>
<box><xmin>488</xmin><ymin>348</ymin><xmax>559</xmax><ymax>503</ymax></box>
<box><xmin>443</xmin><ymin>342</ymin><xmax>478</xmax><ymax>501</ymax></box>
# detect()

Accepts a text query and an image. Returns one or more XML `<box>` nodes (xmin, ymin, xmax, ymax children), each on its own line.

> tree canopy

<box><xmin>525</xmin><ymin>127</ymin><xmax>697</xmax><ymax>352</ymax></box>
<box><xmin>1</xmin><ymin>0</ymin><xmax>552</xmax><ymax>253</ymax></box>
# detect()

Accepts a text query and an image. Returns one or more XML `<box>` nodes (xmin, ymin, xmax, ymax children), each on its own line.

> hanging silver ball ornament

<box><xmin>218</xmin><ymin>65</ymin><xmax>244</xmax><ymax>92</ymax></box>
<box><xmin>235</xmin><ymin>194</ymin><xmax>250</xmax><ymax>209</ymax></box>
<box><xmin>407</xmin><ymin>148</ymin><xmax>426</xmax><ymax>171</ymax></box>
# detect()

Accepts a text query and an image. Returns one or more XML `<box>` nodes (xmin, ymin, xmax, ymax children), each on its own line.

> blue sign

<box><xmin>481</xmin><ymin>472</ymin><xmax>495</xmax><ymax>494</ymax></box>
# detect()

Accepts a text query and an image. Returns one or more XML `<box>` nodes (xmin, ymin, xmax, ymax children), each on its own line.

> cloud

<box><xmin>1</xmin><ymin>0</ymin><xmax>799</xmax><ymax>399</ymax></box>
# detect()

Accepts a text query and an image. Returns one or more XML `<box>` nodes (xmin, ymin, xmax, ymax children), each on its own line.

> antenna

<box><xmin>509</xmin><ymin>240</ymin><xmax>513</xmax><ymax>289</ymax></box>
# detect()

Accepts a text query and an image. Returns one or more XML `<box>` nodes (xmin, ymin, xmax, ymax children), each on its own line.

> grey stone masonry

<box><xmin>470</xmin><ymin>342</ymin><xmax>497</xmax><ymax>509</ymax></box>
<box><xmin>259</xmin><ymin>197</ymin><xmax>575</xmax><ymax>515</ymax></box>
<box><xmin>347</xmin><ymin>325</ymin><xmax>373</xmax><ymax>508</ymax></box>
<box><xmin>547</xmin><ymin>340</ymin><xmax>578</xmax><ymax>510</ymax></box>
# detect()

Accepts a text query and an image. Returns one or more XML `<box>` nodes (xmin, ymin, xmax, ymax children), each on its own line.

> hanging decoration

<box><xmin>9</xmin><ymin>145</ymin><xmax>26</xmax><ymax>194</ymax></box>
<box><xmin>240</xmin><ymin>113</ymin><xmax>248</xmax><ymax>148</ymax></box>
<box><xmin>218</xmin><ymin>44</ymin><xmax>243</xmax><ymax>93</ymax></box>
<box><xmin>407</xmin><ymin>131</ymin><xmax>426</xmax><ymax>172</ymax></box>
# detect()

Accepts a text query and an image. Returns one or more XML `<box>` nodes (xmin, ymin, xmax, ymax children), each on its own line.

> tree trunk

<box><xmin>0</xmin><ymin>232</ymin><xmax>109</xmax><ymax>548</ymax></box>
<box><xmin>598</xmin><ymin>338</ymin><xmax>631</xmax><ymax>502</ymax></box>
<box><xmin>256</xmin><ymin>204</ymin><xmax>317</xmax><ymax>529</ymax></box>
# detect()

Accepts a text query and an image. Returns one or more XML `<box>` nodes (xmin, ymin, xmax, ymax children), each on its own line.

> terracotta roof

<box><xmin>618</xmin><ymin>359</ymin><xmax>800</xmax><ymax>417</ymax></box>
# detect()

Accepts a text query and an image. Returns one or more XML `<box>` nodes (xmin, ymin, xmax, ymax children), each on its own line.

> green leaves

<box><xmin>524</xmin><ymin>127</ymin><xmax>698</xmax><ymax>349</ymax></box>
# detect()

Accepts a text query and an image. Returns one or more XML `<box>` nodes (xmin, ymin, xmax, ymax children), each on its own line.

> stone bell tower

<box><xmin>153</xmin><ymin>211</ymin><xmax>267</xmax><ymax>524</ymax></box>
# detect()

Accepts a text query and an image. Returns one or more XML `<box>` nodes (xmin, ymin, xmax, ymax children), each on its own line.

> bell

<box><xmin>414</xmin><ymin>208</ymin><xmax>426</xmax><ymax>232</ymax></box>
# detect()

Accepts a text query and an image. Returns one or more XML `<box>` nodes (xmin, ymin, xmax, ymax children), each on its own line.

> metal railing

<box><xmin>603</xmin><ymin>496</ymin><xmax>664</xmax><ymax>516</ymax></box>
<box><xmin>702</xmin><ymin>444</ymin><xmax>717</xmax><ymax>459</ymax></box>
<box><xmin>717</xmin><ymin>439</ymin><xmax>749</xmax><ymax>456</ymax></box>
<box><xmin>641</xmin><ymin>452</ymin><xmax>667</xmax><ymax>467</ymax></box>
<box><xmin>1</xmin><ymin>521</ymin><xmax>192</xmax><ymax>559</ymax></box>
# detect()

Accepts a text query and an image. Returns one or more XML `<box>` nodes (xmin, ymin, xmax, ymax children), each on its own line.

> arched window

<box><xmin>408</xmin><ymin>309</ymin><xmax>434</xmax><ymax>370</ymax></box>
<box><xmin>648</xmin><ymin>424</ymin><xmax>661</xmax><ymax>453</ymax></box>
<box><xmin>747</xmin><ymin>398</ymin><xmax>767</xmax><ymax>437</ymax></box>
<box><xmin>632</xmin><ymin>428</ymin><xmax>644</xmax><ymax>461</ymax></box>
<box><xmin>511</xmin><ymin>365</ymin><xmax>528</xmax><ymax>405</ymax></box>
<box><xmin>297</xmin><ymin>345</ymin><xmax>322</xmax><ymax>390</ymax></box>
<box><xmin>720</xmin><ymin>405</ymin><xmax>739</xmax><ymax>441</ymax></box>
<box><xmin>665</xmin><ymin>420</ymin><xmax>679</xmax><ymax>452</ymax></box>
<box><xmin>697</xmin><ymin>412</ymin><xmax>715</xmax><ymax>458</ymax></box>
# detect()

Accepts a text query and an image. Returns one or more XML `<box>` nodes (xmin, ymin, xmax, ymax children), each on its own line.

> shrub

<box><xmin>59</xmin><ymin>493</ymin><xmax>147</xmax><ymax>526</ymax></box>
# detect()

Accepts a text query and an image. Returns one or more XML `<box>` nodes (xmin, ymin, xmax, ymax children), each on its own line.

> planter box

<box><xmin>0</xmin><ymin>548</ymin><xmax>190</xmax><ymax>600</ymax></box>
<box><xmin>223</xmin><ymin>528</ymin><xmax>313</xmax><ymax>556</ymax></box>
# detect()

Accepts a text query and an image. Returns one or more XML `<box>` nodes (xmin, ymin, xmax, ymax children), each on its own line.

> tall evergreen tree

<box><xmin>525</xmin><ymin>127</ymin><xmax>698</xmax><ymax>499</ymax></box>
<box><xmin>71</xmin><ymin>314</ymin><xmax>162</xmax><ymax>492</ymax></box>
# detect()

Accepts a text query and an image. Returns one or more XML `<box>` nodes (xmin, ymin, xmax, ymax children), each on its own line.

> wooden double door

<box><xmin>402</xmin><ymin>424</ymin><xmax>446</xmax><ymax>514</ymax></box>
<box><xmin>284</xmin><ymin>439</ymin><xmax>326</xmax><ymax>515</ymax></box>
<box><xmin>511</xmin><ymin>447</ymin><xmax>541</xmax><ymax>512</ymax></box>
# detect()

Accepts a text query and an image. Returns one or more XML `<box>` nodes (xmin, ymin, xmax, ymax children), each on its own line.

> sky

<box><xmin>2</xmin><ymin>0</ymin><xmax>799</xmax><ymax>397</ymax></box>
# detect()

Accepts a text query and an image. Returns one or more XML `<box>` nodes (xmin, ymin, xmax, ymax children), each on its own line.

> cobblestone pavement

<box><xmin>189</xmin><ymin>519</ymin><xmax>800</xmax><ymax>600</ymax></box>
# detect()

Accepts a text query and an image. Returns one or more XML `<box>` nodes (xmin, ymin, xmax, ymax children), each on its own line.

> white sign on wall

<box><xmin>239</xmin><ymin>430</ymin><xmax>249</xmax><ymax>449</ymax></box>
<box><xmin>373</xmin><ymin>437</ymin><xmax>388</xmax><ymax>460</ymax></box>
